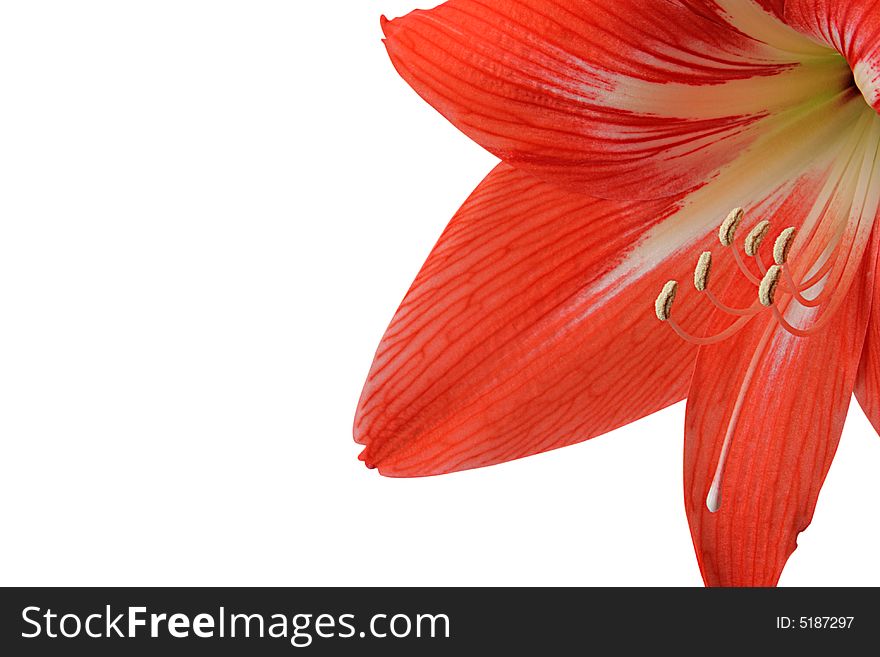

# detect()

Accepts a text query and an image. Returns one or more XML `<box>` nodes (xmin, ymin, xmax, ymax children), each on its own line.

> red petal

<box><xmin>356</xmin><ymin>87</ymin><xmax>874</xmax><ymax>478</ymax></box>
<box><xmin>382</xmin><ymin>0</ymin><xmax>849</xmax><ymax>199</ymax></box>
<box><xmin>855</xmin><ymin>228</ymin><xmax>880</xmax><ymax>434</ymax></box>
<box><xmin>785</xmin><ymin>0</ymin><xmax>880</xmax><ymax>112</ymax></box>
<box><xmin>355</xmin><ymin>164</ymin><xmax>718</xmax><ymax>476</ymax></box>
<box><xmin>855</xmin><ymin>270</ymin><xmax>880</xmax><ymax>433</ymax></box>
<box><xmin>685</xmin><ymin>245</ymin><xmax>877</xmax><ymax>587</ymax></box>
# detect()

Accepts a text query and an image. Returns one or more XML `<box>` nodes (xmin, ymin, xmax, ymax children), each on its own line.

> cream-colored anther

<box><xmin>655</xmin><ymin>280</ymin><xmax>678</xmax><ymax>321</ymax></box>
<box><xmin>719</xmin><ymin>207</ymin><xmax>744</xmax><ymax>247</ymax></box>
<box><xmin>773</xmin><ymin>227</ymin><xmax>796</xmax><ymax>265</ymax></box>
<box><xmin>744</xmin><ymin>221</ymin><xmax>771</xmax><ymax>257</ymax></box>
<box><xmin>694</xmin><ymin>252</ymin><xmax>712</xmax><ymax>292</ymax></box>
<box><xmin>759</xmin><ymin>265</ymin><xmax>783</xmax><ymax>307</ymax></box>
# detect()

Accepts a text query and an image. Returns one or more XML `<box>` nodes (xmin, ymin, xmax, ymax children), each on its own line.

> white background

<box><xmin>1</xmin><ymin>1</ymin><xmax>878</xmax><ymax>586</ymax></box>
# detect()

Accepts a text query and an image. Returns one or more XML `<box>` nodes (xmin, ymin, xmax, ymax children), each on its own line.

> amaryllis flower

<box><xmin>354</xmin><ymin>0</ymin><xmax>880</xmax><ymax>586</ymax></box>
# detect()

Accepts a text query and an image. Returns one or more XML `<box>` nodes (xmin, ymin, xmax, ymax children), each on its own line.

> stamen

<box><xmin>718</xmin><ymin>207</ymin><xmax>744</xmax><ymax>247</ymax></box>
<box><xmin>667</xmin><ymin>315</ymin><xmax>755</xmax><ymax>346</ymax></box>
<box><xmin>653</xmin><ymin>277</ymin><xmax>756</xmax><ymax>344</ymax></box>
<box><xmin>731</xmin><ymin>246</ymin><xmax>762</xmax><ymax>285</ymax></box>
<box><xmin>744</xmin><ymin>220</ymin><xmax>771</xmax><ymax>256</ymax></box>
<box><xmin>755</xmin><ymin>252</ymin><xmax>768</xmax><ymax>276</ymax></box>
<box><xmin>771</xmin><ymin>304</ymin><xmax>842</xmax><ymax>338</ymax></box>
<box><xmin>693</xmin><ymin>252</ymin><xmax>712</xmax><ymax>292</ymax></box>
<box><xmin>773</xmin><ymin>227</ymin><xmax>797</xmax><ymax>265</ymax></box>
<box><xmin>705</xmin><ymin>290</ymin><xmax>760</xmax><ymax>317</ymax></box>
<box><xmin>759</xmin><ymin>265</ymin><xmax>783</xmax><ymax>307</ymax></box>
<box><xmin>782</xmin><ymin>268</ymin><xmax>822</xmax><ymax>308</ymax></box>
<box><xmin>654</xmin><ymin>280</ymin><xmax>678</xmax><ymax>321</ymax></box>
<box><xmin>792</xmin><ymin>239</ymin><xmax>843</xmax><ymax>292</ymax></box>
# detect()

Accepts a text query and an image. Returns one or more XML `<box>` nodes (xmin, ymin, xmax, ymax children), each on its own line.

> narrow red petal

<box><xmin>855</xmin><ymin>224</ymin><xmax>880</xmax><ymax>434</ymax></box>
<box><xmin>354</xmin><ymin>164</ymin><xmax>718</xmax><ymax>476</ymax></box>
<box><xmin>855</xmin><ymin>272</ymin><xmax>880</xmax><ymax>433</ymax></box>
<box><xmin>382</xmin><ymin>0</ymin><xmax>847</xmax><ymax>199</ymax></box>
<box><xmin>685</xmin><ymin>242</ymin><xmax>877</xmax><ymax>587</ymax></box>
